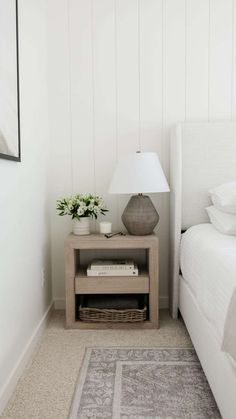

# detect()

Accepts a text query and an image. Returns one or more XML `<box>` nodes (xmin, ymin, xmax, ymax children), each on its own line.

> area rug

<box><xmin>69</xmin><ymin>347</ymin><xmax>220</xmax><ymax>419</ymax></box>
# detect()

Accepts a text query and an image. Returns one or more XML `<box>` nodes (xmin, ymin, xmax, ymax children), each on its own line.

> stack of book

<box><xmin>87</xmin><ymin>259</ymin><xmax>138</xmax><ymax>276</ymax></box>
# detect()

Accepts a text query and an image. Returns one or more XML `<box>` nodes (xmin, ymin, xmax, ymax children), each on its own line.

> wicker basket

<box><xmin>78</xmin><ymin>304</ymin><xmax>147</xmax><ymax>323</ymax></box>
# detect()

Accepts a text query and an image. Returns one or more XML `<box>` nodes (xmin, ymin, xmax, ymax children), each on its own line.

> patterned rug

<box><xmin>69</xmin><ymin>347</ymin><xmax>221</xmax><ymax>419</ymax></box>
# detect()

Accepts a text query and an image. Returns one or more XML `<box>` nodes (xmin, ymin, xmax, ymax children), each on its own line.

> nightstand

<box><xmin>65</xmin><ymin>233</ymin><xmax>159</xmax><ymax>329</ymax></box>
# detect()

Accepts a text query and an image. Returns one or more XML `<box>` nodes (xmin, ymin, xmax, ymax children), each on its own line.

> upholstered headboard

<box><xmin>170</xmin><ymin>122</ymin><xmax>236</xmax><ymax>318</ymax></box>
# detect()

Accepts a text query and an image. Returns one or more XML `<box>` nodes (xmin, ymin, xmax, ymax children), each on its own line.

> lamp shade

<box><xmin>108</xmin><ymin>152</ymin><xmax>170</xmax><ymax>194</ymax></box>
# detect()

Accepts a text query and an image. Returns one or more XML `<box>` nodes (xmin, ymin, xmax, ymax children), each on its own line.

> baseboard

<box><xmin>54</xmin><ymin>298</ymin><xmax>66</xmax><ymax>310</ymax></box>
<box><xmin>0</xmin><ymin>301</ymin><xmax>54</xmax><ymax>415</ymax></box>
<box><xmin>159</xmin><ymin>296</ymin><xmax>169</xmax><ymax>309</ymax></box>
<box><xmin>54</xmin><ymin>296</ymin><xmax>169</xmax><ymax>310</ymax></box>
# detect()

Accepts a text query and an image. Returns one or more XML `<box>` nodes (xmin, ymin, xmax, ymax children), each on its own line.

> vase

<box><xmin>72</xmin><ymin>217</ymin><xmax>90</xmax><ymax>235</ymax></box>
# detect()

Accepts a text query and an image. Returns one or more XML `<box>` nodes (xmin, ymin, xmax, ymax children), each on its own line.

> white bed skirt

<box><xmin>179</xmin><ymin>276</ymin><xmax>236</xmax><ymax>419</ymax></box>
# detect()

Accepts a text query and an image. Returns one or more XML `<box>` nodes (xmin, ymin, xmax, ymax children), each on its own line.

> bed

<box><xmin>170</xmin><ymin>122</ymin><xmax>236</xmax><ymax>419</ymax></box>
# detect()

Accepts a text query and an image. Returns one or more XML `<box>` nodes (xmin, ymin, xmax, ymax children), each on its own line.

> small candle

<box><xmin>99</xmin><ymin>221</ymin><xmax>112</xmax><ymax>234</ymax></box>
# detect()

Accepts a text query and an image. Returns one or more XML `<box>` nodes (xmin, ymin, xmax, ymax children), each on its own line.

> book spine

<box><xmin>87</xmin><ymin>269</ymin><xmax>138</xmax><ymax>277</ymax></box>
<box><xmin>90</xmin><ymin>265</ymin><xmax>134</xmax><ymax>271</ymax></box>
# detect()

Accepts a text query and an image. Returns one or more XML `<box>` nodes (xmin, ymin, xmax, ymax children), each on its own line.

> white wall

<box><xmin>0</xmin><ymin>0</ymin><xmax>52</xmax><ymax>406</ymax></box>
<box><xmin>49</xmin><ymin>0</ymin><xmax>236</xmax><ymax>308</ymax></box>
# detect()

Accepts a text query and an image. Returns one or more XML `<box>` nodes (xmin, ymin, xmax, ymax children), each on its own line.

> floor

<box><xmin>1</xmin><ymin>310</ymin><xmax>192</xmax><ymax>419</ymax></box>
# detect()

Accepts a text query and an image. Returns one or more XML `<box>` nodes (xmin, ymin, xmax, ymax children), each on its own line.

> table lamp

<box><xmin>108</xmin><ymin>151</ymin><xmax>170</xmax><ymax>235</ymax></box>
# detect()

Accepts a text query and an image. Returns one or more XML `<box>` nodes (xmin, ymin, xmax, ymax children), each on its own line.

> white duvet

<box><xmin>180</xmin><ymin>224</ymin><xmax>236</xmax><ymax>345</ymax></box>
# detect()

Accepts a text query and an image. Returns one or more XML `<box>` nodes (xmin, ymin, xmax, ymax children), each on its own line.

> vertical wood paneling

<box><xmin>49</xmin><ymin>0</ymin><xmax>72</xmax><ymax>300</ymax></box>
<box><xmin>232</xmin><ymin>0</ymin><xmax>236</xmax><ymax>119</ymax></box>
<box><xmin>92</xmin><ymin>0</ymin><xmax>118</xmax><ymax>228</ymax></box>
<box><xmin>116</xmin><ymin>0</ymin><xmax>139</xmax><ymax>155</ymax></box>
<box><xmin>69</xmin><ymin>0</ymin><xmax>95</xmax><ymax>193</ymax></box>
<box><xmin>48</xmin><ymin>0</ymin><xmax>71</xmax><ymax>198</ymax></box>
<box><xmin>116</xmin><ymin>0</ymin><xmax>140</xmax><ymax>228</ymax></box>
<box><xmin>163</xmin><ymin>0</ymin><xmax>186</xmax><ymax>149</ymax></box>
<box><xmin>139</xmin><ymin>0</ymin><xmax>162</xmax><ymax>155</ymax></box>
<box><xmin>186</xmin><ymin>0</ymin><xmax>209</xmax><ymax>120</ymax></box>
<box><xmin>209</xmin><ymin>0</ymin><xmax>233</xmax><ymax>119</ymax></box>
<box><xmin>51</xmin><ymin>0</ymin><xmax>236</xmax><ymax>306</ymax></box>
<box><xmin>163</xmin><ymin>0</ymin><xmax>186</xmax><ymax>175</ymax></box>
<box><xmin>139</xmin><ymin>0</ymin><xmax>166</xmax><ymax>291</ymax></box>
<box><xmin>162</xmin><ymin>0</ymin><xmax>186</xmax><ymax>299</ymax></box>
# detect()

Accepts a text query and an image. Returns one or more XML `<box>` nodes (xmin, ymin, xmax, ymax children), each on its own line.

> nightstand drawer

<box><xmin>75</xmin><ymin>270</ymin><xmax>149</xmax><ymax>294</ymax></box>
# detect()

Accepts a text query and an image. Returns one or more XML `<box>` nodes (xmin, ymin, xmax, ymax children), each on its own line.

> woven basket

<box><xmin>79</xmin><ymin>305</ymin><xmax>147</xmax><ymax>323</ymax></box>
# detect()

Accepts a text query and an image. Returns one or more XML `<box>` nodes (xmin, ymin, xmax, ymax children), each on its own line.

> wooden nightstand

<box><xmin>65</xmin><ymin>233</ymin><xmax>159</xmax><ymax>329</ymax></box>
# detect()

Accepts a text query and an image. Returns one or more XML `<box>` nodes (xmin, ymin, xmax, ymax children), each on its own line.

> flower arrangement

<box><xmin>56</xmin><ymin>193</ymin><xmax>108</xmax><ymax>220</ymax></box>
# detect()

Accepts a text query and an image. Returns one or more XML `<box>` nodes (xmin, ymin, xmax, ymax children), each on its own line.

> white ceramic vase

<box><xmin>73</xmin><ymin>217</ymin><xmax>90</xmax><ymax>235</ymax></box>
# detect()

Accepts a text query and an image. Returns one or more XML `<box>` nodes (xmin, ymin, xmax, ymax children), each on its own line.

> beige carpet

<box><xmin>1</xmin><ymin>310</ymin><xmax>192</xmax><ymax>419</ymax></box>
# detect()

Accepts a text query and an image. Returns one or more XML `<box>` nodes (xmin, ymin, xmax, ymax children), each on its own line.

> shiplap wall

<box><xmin>49</xmin><ymin>0</ymin><xmax>236</xmax><ymax>308</ymax></box>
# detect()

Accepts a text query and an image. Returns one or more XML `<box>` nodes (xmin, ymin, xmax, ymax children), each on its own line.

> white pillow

<box><xmin>206</xmin><ymin>206</ymin><xmax>236</xmax><ymax>236</ymax></box>
<box><xmin>209</xmin><ymin>182</ymin><xmax>236</xmax><ymax>214</ymax></box>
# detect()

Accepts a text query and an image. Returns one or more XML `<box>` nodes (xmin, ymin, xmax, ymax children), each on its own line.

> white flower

<box><xmin>83</xmin><ymin>193</ymin><xmax>90</xmax><ymax>200</ymax></box>
<box><xmin>77</xmin><ymin>207</ymin><xmax>84</xmax><ymax>216</ymax></box>
<box><xmin>93</xmin><ymin>206</ymin><xmax>100</xmax><ymax>214</ymax></box>
<box><xmin>57</xmin><ymin>192</ymin><xmax>107</xmax><ymax>219</ymax></box>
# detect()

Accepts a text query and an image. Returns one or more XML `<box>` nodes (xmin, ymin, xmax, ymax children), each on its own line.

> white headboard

<box><xmin>170</xmin><ymin>122</ymin><xmax>236</xmax><ymax>318</ymax></box>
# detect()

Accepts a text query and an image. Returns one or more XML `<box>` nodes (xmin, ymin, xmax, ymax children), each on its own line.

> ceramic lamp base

<box><xmin>121</xmin><ymin>195</ymin><xmax>159</xmax><ymax>235</ymax></box>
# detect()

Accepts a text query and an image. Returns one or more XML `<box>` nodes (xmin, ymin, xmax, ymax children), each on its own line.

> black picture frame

<box><xmin>0</xmin><ymin>0</ymin><xmax>21</xmax><ymax>162</ymax></box>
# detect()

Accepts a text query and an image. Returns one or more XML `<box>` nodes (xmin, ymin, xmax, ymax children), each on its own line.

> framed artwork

<box><xmin>0</xmin><ymin>0</ymin><xmax>20</xmax><ymax>162</ymax></box>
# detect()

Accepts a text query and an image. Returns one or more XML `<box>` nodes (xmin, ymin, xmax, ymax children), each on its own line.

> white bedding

<box><xmin>180</xmin><ymin>224</ymin><xmax>236</xmax><ymax>344</ymax></box>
